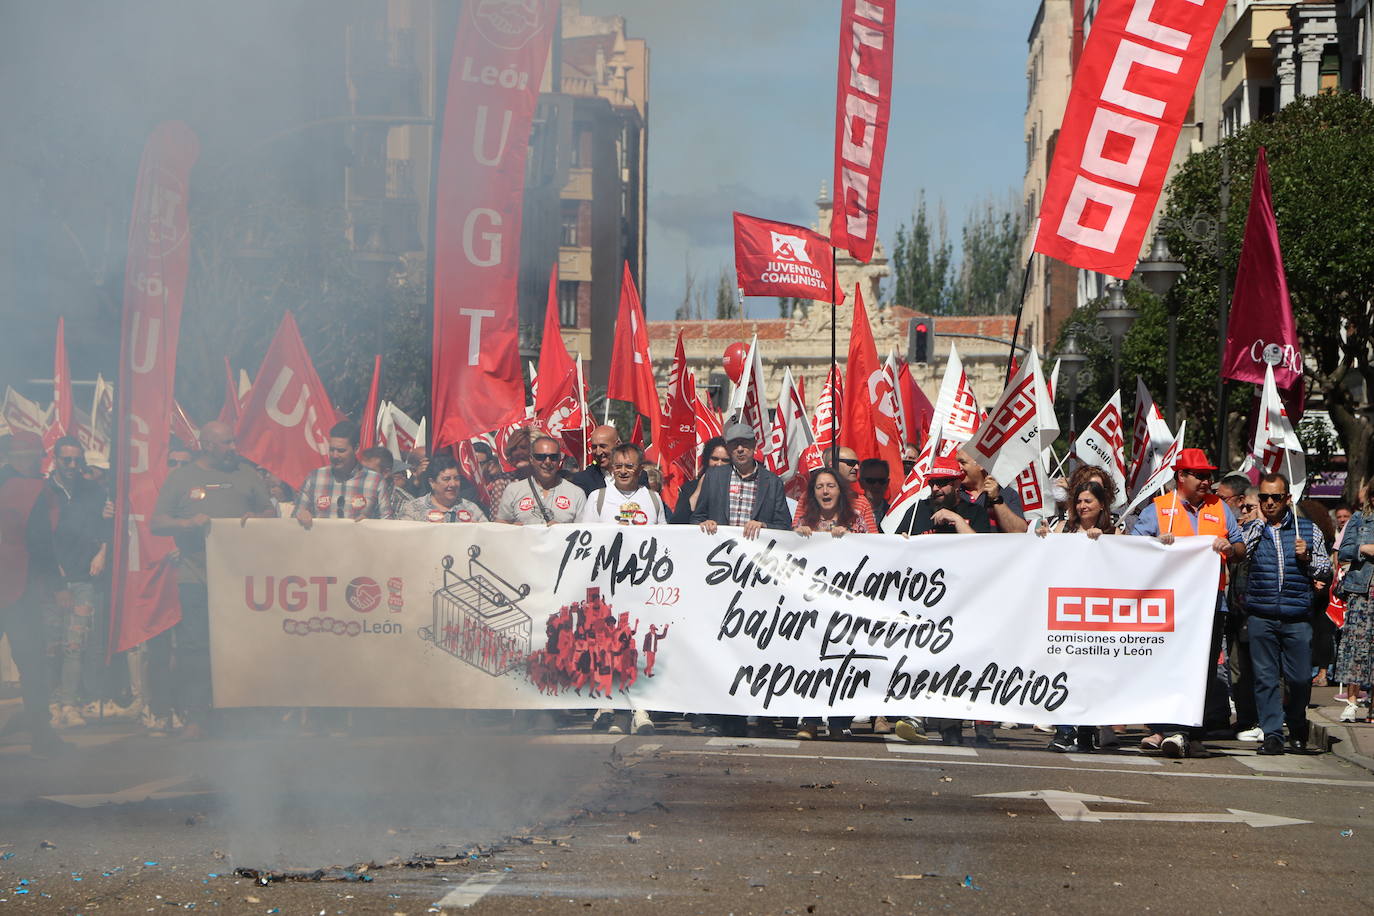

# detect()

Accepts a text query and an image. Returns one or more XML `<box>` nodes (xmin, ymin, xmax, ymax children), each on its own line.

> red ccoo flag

<box><xmin>359</xmin><ymin>354</ymin><xmax>381</xmax><ymax>449</ymax></box>
<box><xmin>236</xmin><ymin>311</ymin><xmax>340</xmax><ymax>490</ymax></box>
<box><xmin>733</xmin><ymin>212</ymin><xmax>837</xmax><ymax>303</ymax></box>
<box><xmin>1033</xmin><ymin>0</ymin><xmax>1226</xmax><ymax>278</ymax></box>
<box><xmin>607</xmin><ymin>263</ymin><xmax>661</xmax><ymax>438</ymax></box>
<box><xmin>840</xmin><ymin>287</ymin><xmax>903</xmax><ymax>497</ymax></box>
<box><xmin>660</xmin><ymin>332</ymin><xmax>696</xmax><ymax>481</ymax></box>
<box><xmin>830</xmin><ymin>0</ymin><xmax>896</xmax><ymax>264</ymax></box>
<box><xmin>1223</xmin><ymin>147</ymin><xmax>1301</xmax><ymax>393</ymax></box>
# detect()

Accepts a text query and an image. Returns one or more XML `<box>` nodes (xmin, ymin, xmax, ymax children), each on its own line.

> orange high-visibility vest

<box><xmin>1153</xmin><ymin>492</ymin><xmax>1229</xmax><ymax>589</ymax></box>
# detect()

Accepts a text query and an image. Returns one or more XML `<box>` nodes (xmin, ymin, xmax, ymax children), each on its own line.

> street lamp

<box><xmin>1056</xmin><ymin>329</ymin><xmax>1088</xmax><ymax>440</ymax></box>
<box><xmin>1134</xmin><ymin>233</ymin><xmax>1186</xmax><ymax>427</ymax></box>
<box><xmin>1096</xmin><ymin>281</ymin><xmax>1138</xmax><ymax>395</ymax></box>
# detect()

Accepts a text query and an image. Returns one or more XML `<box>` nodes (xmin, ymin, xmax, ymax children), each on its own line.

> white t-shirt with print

<box><xmin>577</xmin><ymin>484</ymin><xmax>664</xmax><ymax>526</ymax></box>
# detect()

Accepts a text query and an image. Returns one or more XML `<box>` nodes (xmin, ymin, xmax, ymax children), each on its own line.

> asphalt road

<box><xmin>2</xmin><ymin>717</ymin><xmax>1372</xmax><ymax>914</ymax></box>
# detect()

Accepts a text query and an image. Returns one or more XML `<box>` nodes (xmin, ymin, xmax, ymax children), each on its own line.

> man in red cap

<box><xmin>0</xmin><ymin>432</ymin><xmax>66</xmax><ymax>756</ymax></box>
<box><xmin>889</xmin><ymin>446</ymin><xmax>993</xmax><ymax>746</ymax></box>
<box><xmin>1130</xmin><ymin>447</ymin><xmax>1246</xmax><ymax>759</ymax></box>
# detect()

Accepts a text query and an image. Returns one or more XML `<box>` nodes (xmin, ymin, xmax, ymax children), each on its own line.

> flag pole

<box><xmin>829</xmin><ymin>244</ymin><xmax>838</xmax><ymax>469</ymax></box>
<box><xmin>1005</xmin><ymin>251</ymin><xmax>1035</xmax><ymax>385</ymax></box>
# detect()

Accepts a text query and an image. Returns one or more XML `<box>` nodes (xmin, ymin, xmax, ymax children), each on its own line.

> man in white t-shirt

<box><xmin>575</xmin><ymin>443</ymin><xmax>661</xmax><ymax>735</ymax></box>
<box><xmin>496</xmin><ymin>436</ymin><xmax>585</xmax><ymax>525</ymax></box>
<box><xmin>577</xmin><ymin>443</ymin><xmax>666</xmax><ymax>526</ymax></box>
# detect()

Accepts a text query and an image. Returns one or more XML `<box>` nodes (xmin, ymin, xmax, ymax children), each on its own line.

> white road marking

<box><xmin>528</xmin><ymin>734</ymin><xmax>625</xmax><ymax>745</ymax></box>
<box><xmin>978</xmin><ymin>789</ymin><xmax>1310</xmax><ymax>828</ymax></box>
<box><xmin>664</xmin><ymin>749</ymin><xmax>1374</xmax><ymax>788</ymax></box>
<box><xmin>435</xmin><ymin>871</ymin><xmax>509</xmax><ymax>908</ymax></box>
<box><xmin>705</xmin><ymin>737</ymin><xmax>801</xmax><ymax>749</ymax></box>
<box><xmin>41</xmin><ymin>777</ymin><xmax>201</xmax><ymax>809</ymax></box>
<box><xmin>886</xmin><ymin>744</ymin><xmax>979</xmax><ymax>757</ymax></box>
<box><xmin>1235</xmin><ymin>754</ymin><xmax>1348</xmax><ymax>776</ymax></box>
<box><xmin>1065</xmin><ymin>753</ymin><xmax>1159</xmax><ymax>766</ymax></box>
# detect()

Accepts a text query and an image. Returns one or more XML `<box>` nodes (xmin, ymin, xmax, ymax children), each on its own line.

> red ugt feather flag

<box><xmin>44</xmin><ymin>316</ymin><xmax>73</xmax><ymax>456</ymax></box>
<box><xmin>661</xmin><ymin>332</ymin><xmax>696</xmax><ymax>480</ymax></box>
<box><xmin>359</xmin><ymin>355</ymin><xmax>381</xmax><ymax>450</ymax></box>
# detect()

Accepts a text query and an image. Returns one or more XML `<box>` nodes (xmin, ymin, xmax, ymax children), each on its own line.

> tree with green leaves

<box><xmin>714</xmin><ymin>267</ymin><xmax>740</xmax><ymax>320</ymax></box>
<box><xmin>890</xmin><ymin>191</ymin><xmax>951</xmax><ymax>313</ymax></box>
<box><xmin>1135</xmin><ymin>91</ymin><xmax>1374</xmax><ymax>497</ymax></box>
<box><xmin>956</xmin><ymin>192</ymin><xmax>1023</xmax><ymax>315</ymax></box>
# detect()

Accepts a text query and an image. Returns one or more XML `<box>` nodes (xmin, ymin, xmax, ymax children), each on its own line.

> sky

<box><xmin>583</xmin><ymin>0</ymin><xmax>1032</xmax><ymax>320</ymax></box>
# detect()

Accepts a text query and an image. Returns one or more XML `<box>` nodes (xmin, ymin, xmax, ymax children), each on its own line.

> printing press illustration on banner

<box><xmin>421</xmin><ymin>547</ymin><xmax>531</xmax><ymax>676</ymax></box>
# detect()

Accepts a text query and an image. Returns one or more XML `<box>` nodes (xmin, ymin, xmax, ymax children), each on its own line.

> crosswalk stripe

<box><xmin>705</xmin><ymin>737</ymin><xmax>801</xmax><ymax>749</ymax></box>
<box><xmin>435</xmin><ymin>872</ymin><xmax>508</xmax><ymax>908</ymax></box>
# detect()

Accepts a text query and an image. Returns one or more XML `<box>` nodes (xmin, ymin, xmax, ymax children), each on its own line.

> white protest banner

<box><xmin>209</xmin><ymin>521</ymin><xmax>1218</xmax><ymax>726</ymax></box>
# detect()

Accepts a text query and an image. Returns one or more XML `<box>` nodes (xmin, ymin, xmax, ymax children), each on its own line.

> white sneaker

<box><xmin>1236</xmin><ymin>726</ymin><xmax>1264</xmax><ymax>741</ymax></box>
<box><xmin>58</xmin><ymin>705</ymin><xmax>87</xmax><ymax>728</ymax></box>
<box><xmin>1340</xmin><ymin>701</ymin><xmax>1362</xmax><ymax>723</ymax></box>
<box><xmin>49</xmin><ymin>703</ymin><xmax>63</xmax><ymax>729</ymax></box>
<box><xmin>631</xmin><ymin>710</ymin><xmax>655</xmax><ymax>735</ymax></box>
<box><xmin>1160</xmin><ymin>733</ymin><xmax>1188</xmax><ymax>758</ymax></box>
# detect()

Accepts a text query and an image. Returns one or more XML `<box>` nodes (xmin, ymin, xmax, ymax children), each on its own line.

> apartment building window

<box><xmin>570</xmin><ymin>124</ymin><xmax>591</xmax><ymax>168</ymax></box>
<box><xmin>560</xmin><ymin>202</ymin><xmax>579</xmax><ymax>247</ymax></box>
<box><xmin>558</xmin><ymin>281</ymin><xmax>580</xmax><ymax>328</ymax></box>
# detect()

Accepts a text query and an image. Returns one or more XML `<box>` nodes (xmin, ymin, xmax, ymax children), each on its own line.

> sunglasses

<box><xmin>902</xmin><ymin>460</ymin><xmax>917</xmax><ymax>469</ymax></box>
<box><xmin>930</xmin><ymin>477</ymin><xmax>960</xmax><ymax>487</ymax></box>
<box><xmin>56</xmin><ymin>455</ymin><xmax>82</xmax><ymax>465</ymax></box>
<box><xmin>861</xmin><ymin>477</ymin><xmax>889</xmax><ymax>486</ymax></box>
<box><xmin>1182</xmin><ymin>470</ymin><xmax>1214</xmax><ymax>481</ymax></box>
<box><xmin>837</xmin><ymin>458</ymin><xmax>859</xmax><ymax>467</ymax></box>
<box><xmin>1257</xmin><ymin>493</ymin><xmax>1289</xmax><ymax>502</ymax></box>
<box><xmin>531</xmin><ymin>453</ymin><xmax>562</xmax><ymax>463</ymax></box>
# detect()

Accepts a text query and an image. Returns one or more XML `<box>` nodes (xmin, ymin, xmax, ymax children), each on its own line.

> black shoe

<box><xmin>939</xmin><ymin>728</ymin><xmax>963</xmax><ymax>745</ymax></box>
<box><xmin>1047</xmin><ymin>735</ymin><xmax>1075</xmax><ymax>753</ymax></box>
<box><xmin>1287</xmin><ymin>736</ymin><xmax>1310</xmax><ymax>753</ymax></box>
<box><xmin>1257</xmin><ymin>735</ymin><xmax>1285</xmax><ymax>756</ymax></box>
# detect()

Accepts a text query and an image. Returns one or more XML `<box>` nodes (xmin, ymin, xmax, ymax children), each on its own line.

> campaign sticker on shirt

<box><xmin>351</xmin><ymin>495</ymin><xmax>368</xmax><ymax>510</ymax></box>
<box><xmin>631</xmin><ymin>509</ymin><xmax>649</xmax><ymax>525</ymax></box>
<box><xmin>518</xmin><ymin>496</ymin><xmax>535</xmax><ymax>512</ymax></box>
<box><xmin>188</xmin><ymin>488</ymin><xmax>207</xmax><ymax>501</ymax></box>
<box><xmin>426</xmin><ymin>509</ymin><xmax>446</xmax><ymax>523</ymax></box>
<box><xmin>316</xmin><ymin>495</ymin><xmax>332</xmax><ymax>511</ymax></box>
<box><xmin>1202</xmin><ymin>512</ymin><xmax>1219</xmax><ymax>523</ymax></box>
<box><xmin>729</xmin><ymin>486</ymin><xmax>741</xmax><ymax>496</ymax></box>
<box><xmin>457</xmin><ymin>509</ymin><xmax>473</xmax><ymax>522</ymax></box>
<box><xmin>554</xmin><ymin>495</ymin><xmax>571</xmax><ymax>510</ymax></box>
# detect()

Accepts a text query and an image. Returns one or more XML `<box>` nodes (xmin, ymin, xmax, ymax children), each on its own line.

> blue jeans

<box><xmin>1248</xmin><ymin>615</ymin><xmax>1311</xmax><ymax>742</ymax></box>
<box><xmin>53</xmin><ymin>581</ymin><xmax>97</xmax><ymax>705</ymax></box>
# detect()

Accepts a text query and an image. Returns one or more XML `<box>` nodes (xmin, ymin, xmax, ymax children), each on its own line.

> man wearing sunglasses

<box><xmin>1130</xmin><ymin>448</ymin><xmax>1246</xmax><ymax>758</ymax></box>
<box><xmin>1236</xmin><ymin>473</ymin><xmax>1331</xmax><ymax>755</ymax></box>
<box><xmin>496</xmin><ymin>435</ymin><xmax>584</xmax><ymax>525</ymax></box>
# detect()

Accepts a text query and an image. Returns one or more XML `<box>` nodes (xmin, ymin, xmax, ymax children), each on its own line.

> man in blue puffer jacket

<box><xmin>1239</xmin><ymin>472</ymin><xmax>1332</xmax><ymax>755</ymax></box>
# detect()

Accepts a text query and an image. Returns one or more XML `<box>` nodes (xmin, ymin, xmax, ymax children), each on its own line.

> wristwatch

<box><xmin>987</xmin><ymin>493</ymin><xmax>1003</xmax><ymax>506</ymax></box>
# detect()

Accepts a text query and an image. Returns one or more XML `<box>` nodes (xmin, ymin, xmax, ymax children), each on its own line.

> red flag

<box><xmin>236</xmin><ymin>312</ymin><xmax>340</xmax><ymax>489</ymax></box>
<box><xmin>359</xmin><ymin>355</ymin><xmax>381</xmax><ymax>450</ymax></box>
<box><xmin>216</xmin><ymin>357</ymin><xmax>242</xmax><ymax>427</ymax></box>
<box><xmin>1033</xmin><ymin>0</ymin><xmax>1226</xmax><ymax>278</ymax></box>
<box><xmin>431</xmin><ymin>0</ymin><xmax>558</xmax><ymax>449</ymax></box>
<box><xmin>812</xmin><ymin>366</ymin><xmax>844</xmax><ymax>458</ymax></box>
<box><xmin>660</xmin><ymin>332</ymin><xmax>696</xmax><ymax>480</ymax></box>
<box><xmin>692</xmin><ymin>374</ymin><xmax>723</xmax><ymax>461</ymax></box>
<box><xmin>733</xmin><ymin>212</ymin><xmax>836</xmax><ymax>302</ymax></box>
<box><xmin>607</xmin><ymin>263</ymin><xmax>662</xmax><ymax>437</ymax></box>
<box><xmin>897</xmin><ymin>360</ymin><xmax>933</xmax><ymax>445</ymax></box>
<box><xmin>1223</xmin><ymin>147</ymin><xmax>1301</xmax><ymax>392</ymax></box>
<box><xmin>534</xmin><ymin>264</ymin><xmax>584</xmax><ymax>446</ymax></box>
<box><xmin>47</xmin><ymin>317</ymin><xmax>72</xmax><ymax>445</ymax></box>
<box><xmin>109</xmin><ymin>121</ymin><xmax>199</xmax><ymax>654</ymax></box>
<box><xmin>454</xmin><ymin>439</ymin><xmax>491</xmax><ymax>511</ymax></box>
<box><xmin>630</xmin><ymin>414</ymin><xmax>645</xmax><ymax>448</ymax></box>
<box><xmin>840</xmin><ymin>287</ymin><xmax>903</xmax><ymax>497</ymax></box>
<box><xmin>830</xmin><ymin>0</ymin><xmax>896</xmax><ymax>264</ymax></box>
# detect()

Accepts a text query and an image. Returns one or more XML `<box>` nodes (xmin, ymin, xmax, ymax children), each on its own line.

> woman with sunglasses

<box><xmin>669</xmin><ymin>437</ymin><xmax>728</xmax><ymax>524</ymax></box>
<box><xmin>1333</xmin><ymin>476</ymin><xmax>1374</xmax><ymax>722</ymax></box>
<box><xmin>399</xmin><ymin>455</ymin><xmax>488</xmax><ymax>523</ymax></box>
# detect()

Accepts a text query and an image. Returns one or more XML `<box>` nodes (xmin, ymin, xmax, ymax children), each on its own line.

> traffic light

<box><xmin>909</xmin><ymin>318</ymin><xmax>934</xmax><ymax>363</ymax></box>
<box><xmin>708</xmin><ymin>372</ymin><xmax>731</xmax><ymax>411</ymax></box>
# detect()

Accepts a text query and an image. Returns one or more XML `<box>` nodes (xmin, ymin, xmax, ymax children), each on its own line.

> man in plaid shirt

<box><xmin>295</xmin><ymin>420</ymin><xmax>392</xmax><ymax>527</ymax></box>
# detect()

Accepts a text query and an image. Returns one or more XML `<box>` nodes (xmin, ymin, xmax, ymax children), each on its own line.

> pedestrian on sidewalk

<box><xmin>1237</xmin><ymin>473</ymin><xmax>1331</xmax><ymax>754</ymax></box>
<box><xmin>1332</xmin><ymin>475</ymin><xmax>1374</xmax><ymax>723</ymax></box>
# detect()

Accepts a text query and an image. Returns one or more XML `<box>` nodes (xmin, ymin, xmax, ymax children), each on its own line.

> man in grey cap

<box><xmin>690</xmin><ymin>422</ymin><xmax>791</xmax><ymax>738</ymax></box>
<box><xmin>690</xmin><ymin>422</ymin><xmax>791</xmax><ymax>537</ymax></box>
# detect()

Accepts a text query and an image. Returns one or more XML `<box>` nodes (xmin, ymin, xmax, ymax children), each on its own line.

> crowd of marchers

<box><xmin>2</xmin><ymin>420</ymin><xmax>1372</xmax><ymax>761</ymax></box>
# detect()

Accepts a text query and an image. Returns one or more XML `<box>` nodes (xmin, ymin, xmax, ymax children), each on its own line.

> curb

<box><xmin>1310</xmin><ymin>710</ymin><xmax>1374</xmax><ymax>775</ymax></box>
